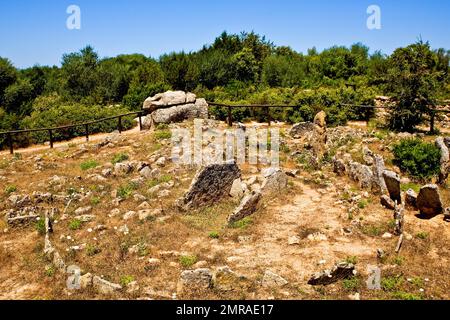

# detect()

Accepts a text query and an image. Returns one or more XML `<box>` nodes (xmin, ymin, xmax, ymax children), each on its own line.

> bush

<box><xmin>180</xmin><ymin>255</ymin><xmax>197</xmax><ymax>268</ymax></box>
<box><xmin>392</xmin><ymin>139</ymin><xmax>441</xmax><ymax>180</ymax></box>
<box><xmin>69</xmin><ymin>219</ymin><xmax>82</xmax><ymax>230</ymax></box>
<box><xmin>4</xmin><ymin>184</ymin><xmax>17</xmax><ymax>194</ymax></box>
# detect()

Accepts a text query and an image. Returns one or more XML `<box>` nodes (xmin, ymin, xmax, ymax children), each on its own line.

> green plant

<box><xmin>4</xmin><ymin>184</ymin><xmax>17</xmax><ymax>194</ymax></box>
<box><xmin>69</xmin><ymin>219</ymin><xmax>82</xmax><ymax>230</ymax></box>
<box><xmin>86</xmin><ymin>244</ymin><xmax>101</xmax><ymax>256</ymax></box>
<box><xmin>154</xmin><ymin>130</ymin><xmax>172</xmax><ymax>140</ymax></box>
<box><xmin>80</xmin><ymin>159</ymin><xmax>99</xmax><ymax>171</ymax></box>
<box><xmin>35</xmin><ymin>219</ymin><xmax>46</xmax><ymax>235</ymax></box>
<box><xmin>45</xmin><ymin>265</ymin><xmax>56</xmax><ymax>277</ymax></box>
<box><xmin>342</xmin><ymin>277</ymin><xmax>360</xmax><ymax>292</ymax></box>
<box><xmin>230</xmin><ymin>217</ymin><xmax>253</xmax><ymax>229</ymax></box>
<box><xmin>392</xmin><ymin>291</ymin><xmax>423</xmax><ymax>300</ymax></box>
<box><xmin>208</xmin><ymin>231</ymin><xmax>220</xmax><ymax>239</ymax></box>
<box><xmin>112</xmin><ymin>152</ymin><xmax>129</xmax><ymax>164</ymax></box>
<box><xmin>180</xmin><ymin>255</ymin><xmax>197</xmax><ymax>268</ymax></box>
<box><xmin>392</xmin><ymin>256</ymin><xmax>405</xmax><ymax>266</ymax></box>
<box><xmin>120</xmin><ymin>275</ymin><xmax>135</xmax><ymax>287</ymax></box>
<box><xmin>381</xmin><ymin>275</ymin><xmax>404</xmax><ymax>292</ymax></box>
<box><xmin>345</xmin><ymin>256</ymin><xmax>358</xmax><ymax>264</ymax></box>
<box><xmin>400</xmin><ymin>182</ymin><xmax>421</xmax><ymax>193</ymax></box>
<box><xmin>392</xmin><ymin>139</ymin><xmax>441</xmax><ymax>180</ymax></box>
<box><xmin>117</xmin><ymin>182</ymin><xmax>137</xmax><ymax>199</ymax></box>
<box><xmin>416</xmin><ymin>232</ymin><xmax>429</xmax><ymax>240</ymax></box>
<box><xmin>358</xmin><ymin>200</ymin><xmax>368</xmax><ymax>209</ymax></box>
<box><xmin>90</xmin><ymin>196</ymin><xmax>101</xmax><ymax>206</ymax></box>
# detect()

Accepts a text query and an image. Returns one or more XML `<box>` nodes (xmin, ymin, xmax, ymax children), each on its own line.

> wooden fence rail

<box><xmin>0</xmin><ymin>111</ymin><xmax>147</xmax><ymax>154</ymax></box>
<box><xmin>1</xmin><ymin>101</ymin><xmax>448</xmax><ymax>154</ymax></box>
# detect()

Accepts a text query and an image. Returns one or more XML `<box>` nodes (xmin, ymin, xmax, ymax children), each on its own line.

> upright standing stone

<box><xmin>177</xmin><ymin>162</ymin><xmax>241</xmax><ymax>210</ymax></box>
<box><xmin>417</xmin><ymin>184</ymin><xmax>443</xmax><ymax>216</ymax></box>
<box><xmin>436</xmin><ymin>137</ymin><xmax>450</xmax><ymax>184</ymax></box>
<box><xmin>383</xmin><ymin>170</ymin><xmax>401</xmax><ymax>204</ymax></box>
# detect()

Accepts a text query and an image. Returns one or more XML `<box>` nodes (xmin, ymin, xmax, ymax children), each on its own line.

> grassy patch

<box><xmin>416</xmin><ymin>232</ymin><xmax>429</xmax><ymax>240</ymax></box>
<box><xmin>155</xmin><ymin>130</ymin><xmax>172</xmax><ymax>140</ymax></box>
<box><xmin>208</xmin><ymin>231</ymin><xmax>220</xmax><ymax>239</ymax></box>
<box><xmin>358</xmin><ymin>199</ymin><xmax>368</xmax><ymax>209</ymax></box>
<box><xmin>45</xmin><ymin>265</ymin><xmax>56</xmax><ymax>277</ymax></box>
<box><xmin>230</xmin><ymin>217</ymin><xmax>253</xmax><ymax>229</ymax></box>
<box><xmin>86</xmin><ymin>244</ymin><xmax>101</xmax><ymax>256</ymax></box>
<box><xmin>120</xmin><ymin>275</ymin><xmax>135</xmax><ymax>287</ymax></box>
<box><xmin>112</xmin><ymin>152</ymin><xmax>129</xmax><ymax>165</ymax></box>
<box><xmin>117</xmin><ymin>182</ymin><xmax>138</xmax><ymax>199</ymax></box>
<box><xmin>345</xmin><ymin>256</ymin><xmax>358</xmax><ymax>264</ymax></box>
<box><xmin>180</xmin><ymin>255</ymin><xmax>198</xmax><ymax>268</ymax></box>
<box><xmin>361</xmin><ymin>224</ymin><xmax>385</xmax><ymax>237</ymax></box>
<box><xmin>392</xmin><ymin>291</ymin><xmax>423</xmax><ymax>300</ymax></box>
<box><xmin>80</xmin><ymin>160</ymin><xmax>99</xmax><ymax>171</ymax></box>
<box><xmin>4</xmin><ymin>184</ymin><xmax>17</xmax><ymax>195</ymax></box>
<box><xmin>400</xmin><ymin>183</ymin><xmax>421</xmax><ymax>193</ymax></box>
<box><xmin>69</xmin><ymin>219</ymin><xmax>82</xmax><ymax>231</ymax></box>
<box><xmin>381</xmin><ymin>275</ymin><xmax>404</xmax><ymax>292</ymax></box>
<box><xmin>35</xmin><ymin>219</ymin><xmax>46</xmax><ymax>235</ymax></box>
<box><xmin>342</xmin><ymin>277</ymin><xmax>360</xmax><ymax>292</ymax></box>
<box><xmin>90</xmin><ymin>196</ymin><xmax>101</xmax><ymax>206</ymax></box>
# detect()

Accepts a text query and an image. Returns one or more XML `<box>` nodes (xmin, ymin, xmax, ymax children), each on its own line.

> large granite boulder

<box><xmin>417</xmin><ymin>184</ymin><xmax>444</xmax><ymax>216</ymax></box>
<box><xmin>178</xmin><ymin>162</ymin><xmax>241</xmax><ymax>210</ymax></box>
<box><xmin>142</xmin><ymin>91</ymin><xmax>208</xmax><ymax>128</ymax></box>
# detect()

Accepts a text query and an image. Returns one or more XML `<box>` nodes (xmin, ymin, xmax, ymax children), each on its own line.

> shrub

<box><xmin>112</xmin><ymin>152</ymin><xmax>129</xmax><ymax>164</ymax></box>
<box><xmin>208</xmin><ymin>231</ymin><xmax>220</xmax><ymax>239</ymax></box>
<box><xmin>117</xmin><ymin>182</ymin><xmax>137</xmax><ymax>199</ymax></box>
<box><xmin>381</xmin><ymin>275</ymin><xmax>404</xmax><ymax>291</ymax></box>
<box><xmin>392</xmin><ymin>139</ymin><xmax>441</xmax><ymax>180</ymax></box>
<box><xmin>416</xmin><ymin>232</ymin><xmax>429</xmax><ymax>240</ymax></box>
<box><xmin>80</xmin><ymin>160</ymin><xmax>99</xmax><ymax>171</ymax></box>
<box><xmin>154</xmin><ymin>130</ymin><xmax>172</xmax><ymax>140</ymax></box>
<box><xmin>90</xmin><ymin>196</ymin><xmax>101</xmax><ymax>206</ymax></box>
<box><xmin>342</xmin><ymin>277</ymin><xmax>360</xmax><ymax>292</ymax></box>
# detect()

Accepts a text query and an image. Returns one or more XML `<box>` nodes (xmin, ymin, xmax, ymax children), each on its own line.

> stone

<box><xmin>288</xmin><ymin>236</ymin><xmax>301</xmax><ymax>245</ymax></box>
<box><xmin>138</xmin><ymin>209</ymin><xmax>161</xmax><ymax>220</ymax></box>
<box><xmin>314</xmin><ymin>111</ymin><xmax>327</xmax><ymax>129</ymax></box>
<box><xmin>80</xmin><ymin>273</ymin><xmax>93</xmax><ymax>289</ymax></box>
<box><xmin>114</xmin><ymin>162</ymin><xmax>133</xmax><ymax>175</ymax></box>
<box><xmin>214</xmin><ymin>266</ymin><xmax>251</xmax><ymax>292</ymax></box>
<box><xmin>383</xmin><ymin>170</ymin><xmax>401</xmax><ymax>204</ymax></box>
<box><xmin>348</xmin><ymin>162</ymin><xmax>373</xmax><ymax>189</ymax></box>
<box><xmin>227</xmin><ymin>192</ymin><xmax>262</xmax><ymax>224</ymax></box>
<box><xmin>178</xmin><ymin>162</ymin><xmax>241</xmax><ymax>210</ymax></box>
<box><xmin>262</xmin><ymin>270</ymin><xmax>288</xmax><ymax>288</ymax></box>
<box><xmin>405</xmin><ymin>189</ymin><xmax>418</xmax><ymax>210</ymax></box>
<box><xmin>362</xmin><ymin>147</ymin><xmax>374</xmax><ymax>165</ymax></box>
<box><xmin>372</xmin><ymin>154</ymin><xmax>387</xmax><ymax>194</ymax></box>
<box><xmin>260</xmin><ymin>168</ymin><xmax>288</xmax><ymax>196</ymax></box>
<box><xmin>229</xmin><ymin>178</ymin><xmax>245</xmax><ymax>199</ymax></box>
<box><xmin>436</xmin><ymin>137</ymin><xmax>450</xmax><ymax>184</ymax></box>
<box><xmin>93</xmin><ymin>276</ymin><xmax>122</xmax><ymax>295</ymax></box>
<box><xmin>145</xmin><ymin>98</ymin><xmax>209</xmax><ymax>127</ymax></box>
<box><xmin>139</xmin><ymin>166</ymin><xmax>153</xmax><ymax>179</ymax></box>
<box><xmin>178</xmin><ymin>268</ymin><xmax>213</xmax><ymax>292</ymax></box>
<box><xmin>380</xmin><ymin>195</ymin><xmax>396</xmax><ymax>210</ymax></box>
<box><xmin>307</xmin><ymin>262</ymin><xmax>355</xmax><ymax>286</ymax></box>
<box><xmin>333</xmin><ymin>157</ymin><xmax>346</xmax><ymax>176</ymax></box>
<box><xmin>143</xmin><ymin>90</ymin><xmax>188</xmax><ymax>111</ymax></box>
<box><xmin>74</xmin><ymin>214</ymin><xmax>96</xmax><ymax>222</ymax></box>
<box><xmin>417</xmin><ymin>184</ymin><xmax>443</xmax><ymax>216</ymax></box>
<box><xmin>123</xmin><ymin>211</ymin><xmax>137</xmax><ymax>220</ymax></box>
<box><xmin>289</xmin><ymin>122</ymin><xmax>315</xmax><ymax>139</ymax></box>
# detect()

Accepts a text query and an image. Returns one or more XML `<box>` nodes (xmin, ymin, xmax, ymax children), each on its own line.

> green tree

<box><xmin>0</xmin><ymin>57</ymin><xmax>17</xmax><ymax>104</ymax></box>
<box><xmin>386</xmin><ymin>41</ymin><xmax>446</xmax><ymax>132</ymax></box>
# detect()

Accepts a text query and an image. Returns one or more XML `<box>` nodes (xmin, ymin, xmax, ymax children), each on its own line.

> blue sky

<box><xmin>0</xmin><ymin>0</ymin><xmax>449</xmax><ymax>68</ymax></box>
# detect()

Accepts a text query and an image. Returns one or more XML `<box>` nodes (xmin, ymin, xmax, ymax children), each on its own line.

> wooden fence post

<box><xmin>227</xmin><ymin>106</ymin><xmax>232</xmax><ymax>127</ymax></box>
<box><xmin>8</xmin><ymin>133</ymin><xmax>13</xmax><ymax>154</ymax></box>
<box><xmin>85</xmin><ymin>124</ymin><xmax>89</xmax><ymax>142</ymax></box>
<box><xmin>48</xmin><ymin>129</ymin><xmax>53</xmax><ymax>149</ymax></box>
<box><xmin>138</xmin><ymin>113</ymin><xmax>143</xmax><ymax>131</ymax></box>
<box><xmin>118</xmin><ymin>116</ymin><xmax>122</xmax><ymax>133</ymax></box>
<box><xmin>266</xmin><ymin>107</ymin><xmax>271</xmax><ymax>126</ymax></box>
<box><xmin>430</xmin><ymin>110</ymin><xmax>435</xmax><ymax>134</ymax></box>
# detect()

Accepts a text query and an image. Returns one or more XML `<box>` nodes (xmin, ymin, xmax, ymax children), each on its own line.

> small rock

<box><xmin>262</xmin><ymin>270</ymin><xmax>288</xmax><ymax>288</ymax></box>
<box><xmin>380</xmin><ymin>195</ymin><xmax>396</xmax><ymax>210</ymax></box>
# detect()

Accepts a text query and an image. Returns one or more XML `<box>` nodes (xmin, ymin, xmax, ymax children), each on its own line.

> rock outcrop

<box><xmin>383</xmin><ymin>170</ymin><xmax>401</xmax><ymax>204</ymax></box>
<box><xmin>416</xmin><ymin>184</ymin><xmax>443</xmax><ymax>216</ymax></box>
<box><xmin>142</xmin><ymin>91</ymin><xmax>208</xmax><ymax>128</ymax></box>
<box><xmin>178</xmin><ymin>162</ymin><xmax>241</xmax><ymax>210</ymax></box>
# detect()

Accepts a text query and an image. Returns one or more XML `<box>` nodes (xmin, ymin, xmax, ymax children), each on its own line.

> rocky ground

<box><xmin>0</xmin><ymin>115</ymin><xmax>449</xmax><ymax>300</ymax></box>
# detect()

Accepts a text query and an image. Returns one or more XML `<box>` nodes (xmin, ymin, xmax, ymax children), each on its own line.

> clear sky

<box><xmin>0</xmin><ymin>0</ymin><xmax>449</xmax><ymax>68</ymax></box>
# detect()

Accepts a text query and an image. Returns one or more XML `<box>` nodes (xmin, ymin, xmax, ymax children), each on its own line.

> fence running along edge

<box><xmin>0</xmin><ymin>102</ymin><xmax>448</xmax><ymax>154</ymax></box>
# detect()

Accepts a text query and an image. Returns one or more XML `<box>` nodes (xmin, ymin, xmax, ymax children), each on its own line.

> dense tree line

<box><xmin>0</xmin><ymin>31</ymin><xmax>449</xmax><ymax>148</ymax></box>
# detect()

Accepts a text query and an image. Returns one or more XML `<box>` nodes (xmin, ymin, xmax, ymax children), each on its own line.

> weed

<box><xmin>230</xmin><ymin>217</ymin><xmax>253</xmax><ymax>229</ymax></box>
<box><xmin>86</xmin><ymin>244</ymin><xmax>101</xmax><ymax>256</ymax></box>
<box><xmin>35</xmin><ymin>219</ymin><xmax>46</xmax><ymax>235</ymax></box>
<box><xmin>45</xmin><ymin>265</ymin><xmax>55</xmax><ymax>277</ymax></box>
<box><xmin>345</xmin><ymin>256</ymin><xmax>358</xmax><ymax>264</ymax></box>
<box><xmin>4</xmin><ymin>184</ymin><xmax>17</xmax><ymax>195</ymax></box>
<box><xmin>392</xmin><ymin>291</ymin><xmax>422</xmax><ymax>300</ymax></box>
<box><xmin>381</xmin><ymin>275</ymin><xmax>404</xmax><ymax>292</ymax></box>
<box><xmin>416</xmin><ymin>232</ymin><xmax>429</xmax><ymax>240</ymax></box>
<box><xmin>91</xmin><ymin>196</ymin><xmax>101</xmax><ymax>206</ymax></box>
<box><xmin>208</xmin><ymin>231</ymin><xmax>220</xmax><ymax>239</ymax></box>
<box><xmin>342</xmin><ymin>277</ymin><xmax>360</xmax><ymax>292</ymax></box>
<box><xmin>120</xmin><ymin>275</ymin><xmax>135</xmax><ymax>287</ymax></box>
<box><xmin>155</xmin><ymin>130</ymin><xmax>172</xmax><ymax>140</ymax></box>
